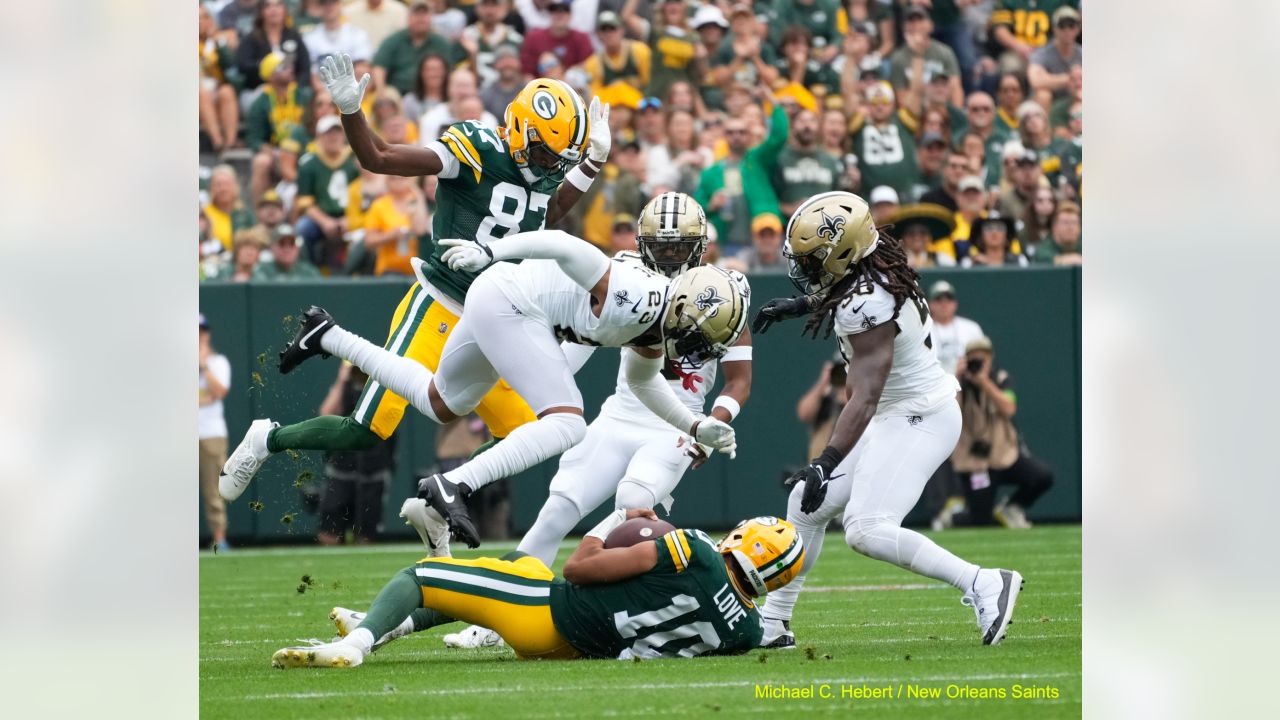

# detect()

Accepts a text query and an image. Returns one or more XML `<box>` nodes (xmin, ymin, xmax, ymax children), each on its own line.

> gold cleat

<box><xmin>271</xmin><ymin>642</ymin><xmax>363</xmax><ymax>669</ymax></box>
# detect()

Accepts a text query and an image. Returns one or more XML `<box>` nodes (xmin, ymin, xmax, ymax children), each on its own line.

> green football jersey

<box><xmin>852</xmin><ymin>110</ymin><xmax>922</xmax><ymax>201</ymax></box>
<box><xmin>296</xmin><ymin>148</ymin><xmax>359</xmax><ymax>218</ymax></box>
<box><xmin>550</xmin><ymin>528</ymin><xmax>764</xmax><ymax>659</ymax></box>
<box><xmin>424</xmin><ymin>120</ymin><xmax>555</xmax><ymax>305</ymax></box>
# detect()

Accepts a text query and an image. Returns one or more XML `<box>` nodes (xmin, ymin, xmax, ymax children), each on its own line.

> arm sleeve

<box><xmin>423</xmin><ymin>140</ymin><xmax>462</xmax><ymax>179</ymax></box>
<box><xmin>620</xmin><ymin>348</ymin><xmax>698</xmax><ymax>435</ymax></box>
<box><xmin>487</xmin><ymin>229</ymin><xmax>610</xmax><ymax>291</ymax></box>
<box><xmin>759</xmin><ymin>103</ymin><xmax>790</xmax><ymax>158</ymax></box>
<box><xmin>560</xmin><ymin>342</ymin><xmax>598</xmax><ymax>375</ymax></box>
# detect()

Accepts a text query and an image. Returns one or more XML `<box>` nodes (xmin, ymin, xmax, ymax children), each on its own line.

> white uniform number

<box><xmin>327</xmin><ymin>170</ymin><xmax>350</xmax><ymax>209</ymax></box>
<box><xmin>862</xmin><ymin>124</ymin><xmax>906</xmax><ymax>165</ymax></box>
<box><xmin>614</xmin><ymin>594</ymin><xmax>722</xmax><ymax>658</ymax></box>
<box><xmin>476</xmin><ymin>181</ymin><xmax>551</xmax><ymax>245</ymax></box>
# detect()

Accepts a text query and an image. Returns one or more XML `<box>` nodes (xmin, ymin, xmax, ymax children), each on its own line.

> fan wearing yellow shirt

<box><xmin>362</xmin><ymin>175</ymin><xmax>430</xmax><ymax>277</ymax></box>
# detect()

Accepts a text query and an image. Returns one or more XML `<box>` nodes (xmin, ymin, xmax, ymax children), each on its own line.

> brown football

<box><xmin>604</xmin><ymin>517</ymin><xmax>677</xmax><ymax>548</ymax></box>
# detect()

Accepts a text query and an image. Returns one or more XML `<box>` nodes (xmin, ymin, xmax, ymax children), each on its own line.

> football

<box><xmin>604</xmin><ymin>517</ymin><xmax>676</xmax><ymax>548</ymax></box>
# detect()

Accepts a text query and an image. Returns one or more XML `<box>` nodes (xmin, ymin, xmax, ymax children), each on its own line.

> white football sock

<box><xmin>445</xmin><ymin>413</ymin><xmax>586</xmax><ymax>493</ymax></box>
<box><xmin>760</xmin><ymin>486</ymin><xmax>831</xmax><ymax>623</ymax></box>
<box><xmin>321</xmin><ymin>326</ymin><xmax>441</xmax><ymax>422</ymax></box>
<box><xmin>516</xmin><ymin>493</ymin><xmax>582</xmax><ymax>567</ymax></box>
<box><xmin>845</xmin><ymin>516</ymin><xmax>979</xmax><ymax>591</ymax></box>
<box><xmin>339</xmin><ymin>627</ymin><xmax>375</xmax><ymax>655</ymax></box>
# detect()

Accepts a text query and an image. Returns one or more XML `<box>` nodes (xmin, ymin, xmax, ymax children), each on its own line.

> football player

<box><xmin>220</xmin><ymin>54</ymin><xmax>608</xmax><ymax>505</ymax></box>
<box><xmin>751</xmin><ymin>191</ymin><xmax>1024</xmax><ymax>646</ymax></box>
<box><xmin>274</xmin><ymin>227</ymin><xmax>749</xmax><ymax>549</ymax></box>
<box><xmin>270</xmin><ymin>511</ymin><xmax>804</xmax><ymax>666</ymax></box>
<box><xmin>443</xmin><ymin>191</ymin><xmax>754</xmax><ymax>649</ymax></box>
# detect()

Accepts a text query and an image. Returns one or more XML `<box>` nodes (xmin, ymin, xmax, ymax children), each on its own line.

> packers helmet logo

<box><xmin>694</xmin><ymin>286</ymin><xmax>727</xmax><ymax>316</ymax></box>
<box><xmin>755</xmin><ymin>516</ymin><xmax>780</xmax><ymax>526</ymax></box>
<box><xmin>816</xmin><ymin>210</ymin><xmax>846</xmax><ymax>242</ymax></box>
<box><xmin>531</xmin><ymin>90</ymin><xmax>558</xmax><ymax>120</ymax></box>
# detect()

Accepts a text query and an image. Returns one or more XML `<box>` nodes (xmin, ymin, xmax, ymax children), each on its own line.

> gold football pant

<box><xmin>352</xmin><ymin>284</ymin><xmax>537</xmax><ymax>439</ymax></box>
<box><xmin>413</xmin><ymin>554</ymin><xmax>581</xmax><ymax>660</ymax></box>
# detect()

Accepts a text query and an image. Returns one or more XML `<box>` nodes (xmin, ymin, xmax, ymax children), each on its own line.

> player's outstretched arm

<box><xmin>562</xmin><ymin>509</ymin><xmax>660</xmax><ymax>585</ymax></box>
<box><xmin>440</xmin><ymin>229</ymin><xmax>611</xmax><ymax>294</ymax></box>
<box><xmin>711</xmin><ymin>329</ymin><xmax>752</xmax><ymax>424</ymax></box>
<box><xmin>545</xmin><ymin>97</ymin><xmax>611</xmax><ymax>226</ymax></box>
<box><xmin>320</xmin><ymin>54</ymin><xmax>444</xmax><ymax>177</ymax></box>
<box><xmin>622</xmin><ymin>347</ymin><xmax>737</xmax><ymax>456</ymax></box>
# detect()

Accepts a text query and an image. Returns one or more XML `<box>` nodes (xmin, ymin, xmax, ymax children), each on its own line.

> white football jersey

<box><xmin>487</xmin><ymin>256</ymin><xmax>670</xmax><ymax>348</ymax></box>
<box><xmin>832</xmin><ymin>276</ymin><xmax>960</xmax><ymax>416</ymax></box>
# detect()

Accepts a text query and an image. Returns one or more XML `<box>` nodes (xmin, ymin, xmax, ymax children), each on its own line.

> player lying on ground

<box><xmin>268</xmin><ymin>230</ymin><xmax>748</xmax><ymax>549</ymax></box>
<box><xmin>751</xmin><ymin>191</ymin><xmax>1024</xmax><ymax>647</ymax></box>
<box><xmin>220</xmin><ymin>54</ymin><xmax>607</xmax><ymax>504</ymax></box>
<box><xmin>442</xmin><ymin>191</ymin><xmax>754</xmax><ymax>649</ymax></box>
<box><xmin>271</xmin><ymin>511</ymin><xmax>805</xmax><ymax>666</ymax></box>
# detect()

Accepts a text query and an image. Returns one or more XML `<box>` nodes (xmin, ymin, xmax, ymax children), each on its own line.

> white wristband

<box><xmin>565</xmin><ymin>163</ymin><xmax>598</xmax><ymax>192</ymax></box>
<box><xmin>586</xmin><ymin>508</ymin><xmax>628</xmax><ymax>542</ymax></box>
<box><xmin>712</xmin><ymin>396</ymin><xmax>741</xmax><ymax>422</ymax></box>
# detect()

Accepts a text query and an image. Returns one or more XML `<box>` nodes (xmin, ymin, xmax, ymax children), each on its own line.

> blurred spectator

<box><xmin>996</xmin><ymin>146</ymin><xmax>1043</xmax><ymax>223</ymax></box>
<box><xmin>921</xmin><ymin>149</ymin><xmax>972</xmax><ymax>211</ymax></box>
<box><xmin>888</xmin><ymin>203</ymin><xmax>956</xmax><ymax>268</ymax></box>
<box><xmin>645</xmin><ymin>109</ymin><xmax>707</xmax><ymax>196</ymax></box>
<box><xmin>960</xmin><ymin>215</ymin><xmax>1028</xmax><ymax>268</ymax></box>
<box><xmin>725</xmin><ymin>214</ymin><xmax>786</xmax><ymax>274</ymax></box>
<box><xmin>796</xmin><ymin>357</ymin><xmax>848</xmax><ymax>459</ymax></box>
<box><xmin>949</xmin><ymin>174</ymin><xmax>987</xmax><ymax>258</ymax></box>
<box><xmin>199</xmin><ymin>208</ymin><xmax>223</xmax><ymax>278</ymax></box>
<box><xmin>993</xmin><ymin>72</ymin><xmax>1027</xmax><ymax>134</ymax></box>
<box><xmin>572</xmin><ymin>140</ymin><xmax>645</xmax><ymax>250</ymax></box>
<box><xmin>1051</xmin><ymin>100</ymin><xmax>1082</xmax><ymax>199</ymax></box>
<box><xmin>850</xmin><ymin>82</ymin><xmax>920</xmax><ymax>200</ymax></box>
<box><xmin>990</xmin><ymin>0</ymin><xmax>1075</xmax><ymax>69</ymax></box>
<box><xmin>257</xmin><ymin>189</ymin><xmax>289</xmax><ymax>233</ymax></box>
<box><xmin>294</xmin><ymin>116</ymin><xmax>359</xmax><ymax>268</ymax></box>
<box><xmin>362</xmin><ymin>175</ymin><xmax>429</xmax><ymax>277</ymax></box>
<box><xmin>218</xmin><ymin>0</ymin><xmax>260</xmax><ymax>39</ymax></box>
<box><xmin>1049</xmin><ymin>64</ymin><xmax>1082</xmax><ymax>139</ymax></box>
<box><xmin>774</xmin><ymin>27</ymin><xmax>841</xmax><ymax>97</ymax></box>
<box><xmin>237</xmin><ymin>0</ymin><xmax>312</xmax><ymax>98</ymax></box>
<box><xmin>583</xmin><ymin>13</ymin><xmax>651</xmax><ymax>97</ymax></box>
<box><xmin>254</xmin><ymin>224</ymin><xmax>323</xmax><ymax>280</ymax></box>
<box><xmin>536</xmin><ymin>51</ymin><xmax>566</xmax><ymax>80</ymax></box>
<box><xmin>1017</xmin><ymin>101</ymin><xmax>1058</xmax><ymax>188</ymax></box>
<box><xmin>912</xmin><ymin>131</ymin><xmax>949</xmax><ymax>200</ymax></box>
<box><xmin>316</xmin><ymin>364</ymin><xmax>395</xmax><ymax>545</ymax></box>
<box><xmin>419</xmin><ymin>68</ymin><xmax>500</xmax><ymax>140</ymax></box>
<box><xmin>403</xmin><ymin>53</ymin><xmax>451</xmax><ymax>121</ymax></box>
<box><xmin>460</xmin><ymin>0</ymin><xmax>525</xmax><ymax>87</ymax></box>
<box><xmin>1028</xmin><ymin>6</ymin><xmax>1081</xmax><ymax>105</ymax></box>
<box><xmin>373</xmin><ymin>0</ymin><xmax>461</xmax><ymax>96</ymax></box>
<box><xmin>869</xmin><ymin>185</ymin><xmax>899</xmax><ymax>227</ymax></box>
<box><xmin>707</xmin><ymin>5</ymin><xmax>779</xmax><ymax>104</ymax></box>
<box><xmin>664</xmin><ymin>80</ymin><xmax>700</xmax><ymax>116</ymax></box>
<box><xmin>772</xmin><ymin>109</ymin><xmax>842</xmax><ymax>219</ymax></box>
<box><xmin>1018</xmin><ymin>184</ymin><xmax>1056</xmax><ymax>252</ymax></box>
<box><xmin>372</xmin><ymin>89</ymin><xmax>420</xmax><ymax>144</ymax></box>
<box><xmin>274</xmin><ymin>90</ymin><xmax>338</xmax><ymax>206</ymax></box>
<box><xmin>478</xmin><ymin>46</ymin><xmax>525</xmax><ymax>118</ymax></box>
<box><xmin>844</xmin><ymin>0</ymin><xmax>895</xmax><ymax>60</ymax></box>
<box><xmin>343</xmin><ymin>0</ymin><xmax>410</xmax><ymax>51</ymax></box>
<box><xmin>622</xmin><ymin>0</ymin><xmax>700</xmax><ymax>99</ymax></box>
<box><xmin>834</xmin><ymin>21</ymin><xmax>883</xmax><ymax>109</ymax></box>
<box><xmin>695</xmin><ymin>86</ymin><xmax>788</xmax><ymax>248</ymax></box>
<box><xmin>888</xmin><ymin>6</ymin><xmax>963</xmax><ymax>108</ymax></box>
<box><xmin>516</xmin><ymin>0</ymin><xmax>600</xmax><ymax>35</ymax></box>
<box><xmin>956</xmin><ymin>92</ymin><xmax>1008</xmax><ymax>184</ymax></box>
<box><xmin>1032</xmin><ymin>200</ymin><xmax>1081</xmax><ymax>266</ymax></box>
<box><xmin>926</xmin><ymin>1</ymin><xmax>979</xmax><ymax>92</ymax></box>
<box><xmin>248</xmin><ymin>52</ymin><xmax>314</xmax><ymax>202</ymax></box>
<box><xmin>634</xmin><ymin>97</ymin><xmax>667</xmax><ymax>152</ymax></box>
<box><xmin>304</xmin><ymin>0</ymin><xmax>375</xmax><ymax>77</ymax></box>
<box><xmin>904</xmin><ymin>65</ymin><xmax>966</xmax><ymax>140</ymax></box>
<box><xmin>427</xmin><ymin>0</ymin><xmax>468</xmax><ymax>40</ymax></box>
<box><xmin>198</xmin><ymin>314</ymin><xmax>232</xmax><ymax>553</ymax></box>
<box><xmin>208</xmin><ymin>226</ymin><xmax>271</xmax><ymax>282</ymax></box>
<box><xmin>521</xmin><ymin>1</ymin><xmax>593</xmax><ymax>78</ymax></box>
<box><xmin>203</xmin><ymin>164</ymin><xmax>256</xmax><ymax>253</ymax></box>
<box><xmin>953</xmin><ymin>336</ymin><xmax>1055</xmax><ymax>529</ymax></box>
<box><xmin>770</xmin><ymin>0</ymin><xmax>842</xmax><ymax>62</ymax></box>
<box><xmin>691</xmin><ymin>5</ymin><xmax>729</xmax><ymax>109</ymax></box>
<box><xmin>610</xmin><ymin>213</ymin><xmax>638</xmax><ymax>254</ymax></box>
<box><xmin>199</xmin><ymin>5</ymin><xmax>243</xmax><ymax>153</ymax></box>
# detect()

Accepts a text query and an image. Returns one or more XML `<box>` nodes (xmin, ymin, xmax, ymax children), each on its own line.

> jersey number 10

<box><xmin>614</xmin><ymin>594</ymin><xmax>722</xmax><ymax>658</ymax></box>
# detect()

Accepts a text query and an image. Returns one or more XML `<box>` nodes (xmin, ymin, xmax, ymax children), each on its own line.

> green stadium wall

<box><xmin>199</xmin><ymin>267</ymin><xmax>1081</xmax><ymax>544</ymax></box>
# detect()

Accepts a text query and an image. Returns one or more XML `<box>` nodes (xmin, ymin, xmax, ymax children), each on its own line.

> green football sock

<box><xmin>266</xmin><ymin>415</ymin><xmax>381</xmax><ymax>453</ymax></box>
<box><xmin>409</xmin><ymin>608</ymin><xmax>454</xmax><ymax>632</ymax></box>
<box><xmin>356</xmin><ymin>568</ymin><xmax>425</xmax><ymax>641</ymax></box>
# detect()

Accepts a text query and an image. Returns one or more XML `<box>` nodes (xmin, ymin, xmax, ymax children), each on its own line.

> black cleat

<box><xmin>279</xmin><ymin>306</ymin><xmax>335</xmax><ymax>374</ymax></box>
<box><xmin>417</xmin><ymin>474</ymin><xmax>481</xmax><ymax>549</ymax></box>
<box><xmin>760</xmin><ymin>619</ymin><xmax>796</xmax><ymax>649</ymax></box>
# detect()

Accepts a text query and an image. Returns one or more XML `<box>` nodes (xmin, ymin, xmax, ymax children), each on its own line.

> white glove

<box><xmin>693</xmin><ymin>416</ymin><xmax>737</xmax><ymax>458</ymax></box>
<box><xmin>439</xmin><ymin>238</ymin><xmax>495</xmax><ymax>272</ymax></box>
<box><xmin>400</xmin><ymin>498</ymin><xmax>451</xmax><ymax>557</ymax></box>
<box><xmin>318</xmin><ymin>53</ymin><xmax>370</xmax><ymax>115</ymax></box>
<box><xmin>586</xmin><ymin>96</ymin><xmax>611</xmax><ymax>163</ymax></box>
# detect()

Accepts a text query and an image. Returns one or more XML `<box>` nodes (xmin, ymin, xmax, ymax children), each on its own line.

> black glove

<box><xmin>784</xmin><ymin>447</ymin><xmax>843</xmax><ymax>514</ymax></box>
<box><xmin>751</xmin><ymin>296</ymin><xmax>811</xmax><ymax>334</ymax></box>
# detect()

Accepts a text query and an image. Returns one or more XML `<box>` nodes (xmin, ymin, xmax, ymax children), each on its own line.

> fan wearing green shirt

<box><xmin>373</xmin><ymin>0</ymin><xmax>464</xmax><ymax>96</ymax></box>
<box><xmin>293</xmin><ymin>115</ymin><xmax>360</xmax><ymax>270</ymax></box>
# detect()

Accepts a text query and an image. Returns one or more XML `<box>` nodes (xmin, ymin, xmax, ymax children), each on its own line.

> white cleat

<box><xmin>400</xmin><ymin>498</ymin><xmax>451</xmax><ymax>557</ymax></box>
<box><xmin>962</xmin><ymin>568</ymin><xmax>1024</xmax><ymax>645</ymax></box>
<box><xmin>271</xmin><ymin>640</ymin><xmax>364</xmax><ymax>669</ymax></box>
<box><xmin>443</xmin><ymin>624</ymin><xmax>504</xmax><ymax>649</ymax></box>
<box><xmin>759</xmin><ymin>617</ymin><xmax>797</xmax><ymax>649</ymax></box>
<box><xmin>330</xmin><ymin>607</ymin><xmax>410</xmax><ymax>652</ymax></box>
<box><xmin>219</xmin><ymin>418</ymin><xmax>278</xmax><ymax>501</ymax></box>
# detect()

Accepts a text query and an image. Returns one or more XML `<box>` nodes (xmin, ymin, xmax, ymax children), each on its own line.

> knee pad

<box><xmin>844</xmin><ymin>514</ymin><xmax>897</xmax><ymax>555</ymax></box>
<box><xmin>615</xmin><ymin>479</ymin><xmax>658</xmax><ymax>511</ymax></box>
<box><xmin>542</xmin><ymin>412</ymin><xmax>587</xmax><ymax>449</ymax></box>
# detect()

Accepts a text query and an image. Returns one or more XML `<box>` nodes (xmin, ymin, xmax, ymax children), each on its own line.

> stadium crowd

<box><xmin>198</xmin><ymin>0</ymin><xmax>1082</xmax><ymax>282</ymax></box>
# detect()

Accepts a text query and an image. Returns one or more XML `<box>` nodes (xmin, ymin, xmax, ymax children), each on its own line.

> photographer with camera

<box><xmin>795</xmin><ymin>353</ymin><xmax>850</xmax><ymax>460</ymax></box>
<box><xmin>952</xmin><ymin>337</ymin><xmax>1054</xmax><ymax>529</ymax></box>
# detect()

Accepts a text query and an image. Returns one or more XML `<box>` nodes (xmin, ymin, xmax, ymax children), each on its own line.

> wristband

<box><xmin>814</xmin><ymin>445</ymin><xmax>844</xmax><ymax>474</ymax></box>
<box><xmin>586</xmin><ymin>508</ymin><xmax>628</xmax><ymax>542</ymax></box>
<box><xmin>711</xmin><ymin>396</ymin><xmax>741</xmax><ymax>422</ymax></box>
<box><xmin>565</xmin><ymin>162</ymin><xmax>598</xmax><ymax>192</ymax></box>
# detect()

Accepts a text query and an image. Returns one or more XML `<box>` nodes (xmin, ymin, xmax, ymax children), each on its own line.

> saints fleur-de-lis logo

<box><xmin>816</xmin><ymin>209</ymin><xmax>846</xmax><ymax>242</ymax></box>
<box><xmin>694</xmin><ymin>286</ymin><xmax>727</xmax><ymax>316</ymax></box>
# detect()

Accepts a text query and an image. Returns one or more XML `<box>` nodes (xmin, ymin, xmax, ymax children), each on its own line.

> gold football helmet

<box><xmin>718</xmin><ymin>516</ymin><xmax>805</xmax><ymax>597</ymax></box>
<box><xmin>660</xmin><ymin>265</ymin><xmax>748</xmax><ymax>366</ymax></box>
<box><xmin>501</xmin><ymin>78</ymin><xmax>589</xmax><ymax>192</ymax></box>
<box><xmin>783</xmin><ymin>190</ymin><xmax>880</xmax><ymax>297</ymax></box>
<box><xmin>637</xmin><ymin>192</ymin><xmax>708</xmax><ymax>277</ymax></box>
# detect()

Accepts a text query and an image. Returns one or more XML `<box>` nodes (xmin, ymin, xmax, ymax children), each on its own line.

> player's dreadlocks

<box><xmin>801</xmin><ymin>228</ymin><xmax>924</xmax><ymax>339</ymax></box>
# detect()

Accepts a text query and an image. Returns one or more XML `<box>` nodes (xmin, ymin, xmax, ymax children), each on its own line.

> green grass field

<box><xmin>200</xmin><ymin>525</ymin><xmax>1080</xmax><ymax>718</ymax></box>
